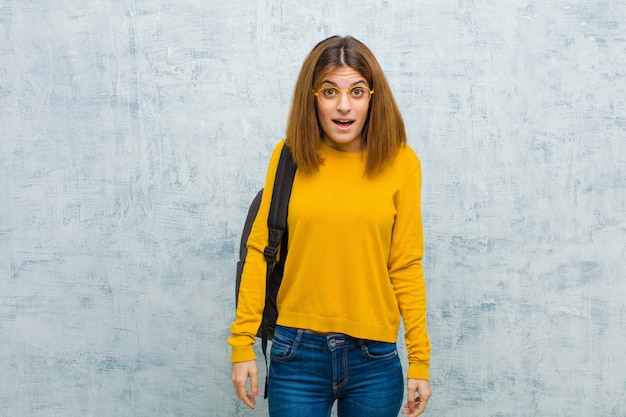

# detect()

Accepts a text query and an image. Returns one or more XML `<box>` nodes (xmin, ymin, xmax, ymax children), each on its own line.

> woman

<box><xmin>229</xmin><ymin>35</ymin><xmax>432</xmax><ymax>417</ymax></box>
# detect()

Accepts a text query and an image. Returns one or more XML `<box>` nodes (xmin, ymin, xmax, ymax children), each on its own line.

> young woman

<box><xmin>229</xmin><ymin>35</ymin><xmax>432</xmax><ymax>417</ymax></box>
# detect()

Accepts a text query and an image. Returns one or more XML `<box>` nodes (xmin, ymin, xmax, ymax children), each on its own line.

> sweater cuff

<box><xmin>407</xmin><ymin>362</ymin><xmax>430</xmax><ymax>380</ymax></box>
<box><xmin>231</xmin><ymin>345</ymin><xmax>257</xmax><ymax>363</ymax></box>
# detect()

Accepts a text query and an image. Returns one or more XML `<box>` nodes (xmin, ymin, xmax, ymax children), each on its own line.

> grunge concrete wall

<box><xmin>1</xmin><ymin>1</ymin><xmax>625</xmax><ymax>416</ymax></box>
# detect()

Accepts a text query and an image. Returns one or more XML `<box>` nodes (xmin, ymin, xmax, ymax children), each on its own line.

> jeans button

<box><xmin>329</xmin><ymin>338</ymin><xmax>336</xmax><ymax>346</ymax></box>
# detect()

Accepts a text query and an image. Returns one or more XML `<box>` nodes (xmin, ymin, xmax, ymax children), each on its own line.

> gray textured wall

<box><xmin>1</xmin><ymin>1</ymin><xmax>625</xmax><ymax>416</ymax></box>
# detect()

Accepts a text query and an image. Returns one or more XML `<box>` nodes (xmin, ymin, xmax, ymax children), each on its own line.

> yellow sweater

<box><xmin>229</xmin><ymin>139</ymin><xmax>431</xmax><ymax>379</ymax></box>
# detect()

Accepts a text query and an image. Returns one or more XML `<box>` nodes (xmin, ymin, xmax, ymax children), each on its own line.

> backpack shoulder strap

<box><xmin>264</xmin><ymin>144</ymin><xmax>297</xmax><ymax>264</ymax></box>
<box><xmin>261</xmin><ymin>143</ymin><xmax>296</xmax><ymax>398</ymax></box>
<box><xmin>235</xmin><ymin>188</ymin><xmax>263</xmax><ymax>305</ymax></box>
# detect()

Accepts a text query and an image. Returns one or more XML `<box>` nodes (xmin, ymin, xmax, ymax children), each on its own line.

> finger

<box><xmin>249</xmin><ymin>369</ymin><xmax>259</xmax><ymax>398</ymax></box>
<box><xmin>233</xmin><ymin>381</ymin><xmax>247</xmax><ymax>400</ymax></box>
<box><xmin>413</xmin><ymin>394</ymin><xmax>430</xmax><ymax>416</ymax></box>
<box><xmin>403</xmin><ymin>394</ymin><xmax>428</xmax><ymax>416</ymax></box>
<box><xmin>401</xmin><ymin>398</ymin><xmax>418</xmax><ymax>415</ymax></box>
<box><xmin>407</xmin><ymin>385</ymin><xmax>418</xmax><ymax>413</ymax></box>
<box><xmin>401</xmin><ymin>403</ymin><xmax>421</xmax><ymax>416</ymax></box>
<box><xmin>239</xmin><ymin>386</ymin><xmax>256</xmax><ymax>409</ymax></box>
<box><xmin>247</xmin><ymin>375</ymin><xmax>258</xmax><ymax>409</ymax></box>
<box><xmin>245</xmin><ymin>392</ymin><xmax>257</xmax><ymax>409</ymax></box>
<box><xmin>232</xmin><ymin>378</ymin><xmax>255</xmax><ymax>409</ymax></box>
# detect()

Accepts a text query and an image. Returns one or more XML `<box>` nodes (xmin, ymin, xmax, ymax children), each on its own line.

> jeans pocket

<box><xmin>361</xmin><ymin>341</ymin><xmax>398</xmax><ymax>360</ymax></box>
<box><xmin>270</xmin><ymin>329</ymin><xmax>297</xmax><ymax>362</ymax></box>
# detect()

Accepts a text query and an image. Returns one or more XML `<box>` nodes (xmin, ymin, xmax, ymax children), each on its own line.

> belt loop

<box><xmin>295</xmin><ymin>328</ymin><xmax>304</xmax><ymax>345</ymax></box>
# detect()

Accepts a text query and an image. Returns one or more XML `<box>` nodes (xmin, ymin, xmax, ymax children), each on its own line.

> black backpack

<box><xmin>235</xmin><ymin>143</ymin><xmax>296</xmax><ymax>397</ymax></box>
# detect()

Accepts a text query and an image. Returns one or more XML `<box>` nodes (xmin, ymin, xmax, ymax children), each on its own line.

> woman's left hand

<box><xmin>402</xmin><ymin>378</ymin><xmax>431</xmax><ymax>416</ymax></box>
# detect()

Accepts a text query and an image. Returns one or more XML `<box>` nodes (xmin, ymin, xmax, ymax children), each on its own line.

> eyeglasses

<box><xmin>313</xmin><ymin>86</ymin><xmax>374</xmax><ymax>108</ymax></box>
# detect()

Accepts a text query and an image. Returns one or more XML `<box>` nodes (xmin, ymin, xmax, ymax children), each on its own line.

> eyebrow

<box><xmin>321</xmin><ymin>79</ymin><xmax>368</xmax><ymax>87</ymax></box>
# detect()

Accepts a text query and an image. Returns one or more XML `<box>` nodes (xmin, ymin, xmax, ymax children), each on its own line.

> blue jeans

<box><xmin>268</xmin><ymin>325</ymin><xmax>404</xmax><ymax>417</ymax></box>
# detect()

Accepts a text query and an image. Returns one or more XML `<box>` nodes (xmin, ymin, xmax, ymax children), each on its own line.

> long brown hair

<box><xmin>285</xmin><ymin>35</ymin><xmax>407</xmax><ymax>176</ymax></box>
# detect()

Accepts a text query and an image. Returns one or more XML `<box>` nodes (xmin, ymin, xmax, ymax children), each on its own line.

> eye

<box><xmin>321</xmin><ymin>87</ymin><xmax>338</xmax><ymax>98</ymax></box>
<box><xmin>350</xmin><ymin>87</ymin><xmax>365</xmax><ymax>98</ymax></box>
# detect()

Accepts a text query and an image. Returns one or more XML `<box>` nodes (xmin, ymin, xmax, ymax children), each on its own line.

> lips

<box><xmin>333</xmin><ymin>119</ymin><xmax>354</xmax><ymax>129</ymax></box>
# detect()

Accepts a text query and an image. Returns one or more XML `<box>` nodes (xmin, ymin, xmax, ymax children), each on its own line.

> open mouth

<box><xmin>334</xmin><ymin>119</ymin><xmax>354</xmax><ymax>127</ymax></box>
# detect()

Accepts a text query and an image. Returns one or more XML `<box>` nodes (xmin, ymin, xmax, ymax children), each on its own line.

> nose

<box><xmin>336</xmin><ymin>91</ymin><xmax>352</xmax><ymax>111</ymax></box>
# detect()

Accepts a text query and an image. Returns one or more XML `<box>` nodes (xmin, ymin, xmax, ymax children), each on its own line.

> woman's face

<box><xmin>315</xmin><ymin>66</ymin><xmax>371</xmax><ymax>153</ymax></box>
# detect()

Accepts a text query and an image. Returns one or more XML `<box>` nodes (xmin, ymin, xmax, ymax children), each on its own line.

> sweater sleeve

<box><xmin>388</xmin><ymin>157</ymin><xmax>432</xmax><ymax>380</ymax></box>
<box><xmin>228</xmin><ymin>140</ymin><xmax>285</xmax><ymax>362</ymax></box>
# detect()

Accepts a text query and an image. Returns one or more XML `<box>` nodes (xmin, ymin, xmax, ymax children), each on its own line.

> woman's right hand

<box><xmin>231</xmin><ymin>360</ymin><xmax>259</xmax><ymax>409</ymax></box>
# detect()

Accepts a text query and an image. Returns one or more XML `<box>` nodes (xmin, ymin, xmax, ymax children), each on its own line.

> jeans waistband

<box><xmin>274</xmin><ymin>325</ymin><xmax>364</xmax><ymax>348</ymax></box>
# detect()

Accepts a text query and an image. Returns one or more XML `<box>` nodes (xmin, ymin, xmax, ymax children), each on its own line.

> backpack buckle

<box><xmin>263</xmin><ymin>245</ymin><xmax>278</xmax><ymax>263</ymax></box>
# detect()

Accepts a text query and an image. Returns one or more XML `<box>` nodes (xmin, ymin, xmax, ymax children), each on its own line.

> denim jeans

<box><xmin>268</xmin><ymin>325</ymin><xmax>404</xmax><ymax>417</ymax></box>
